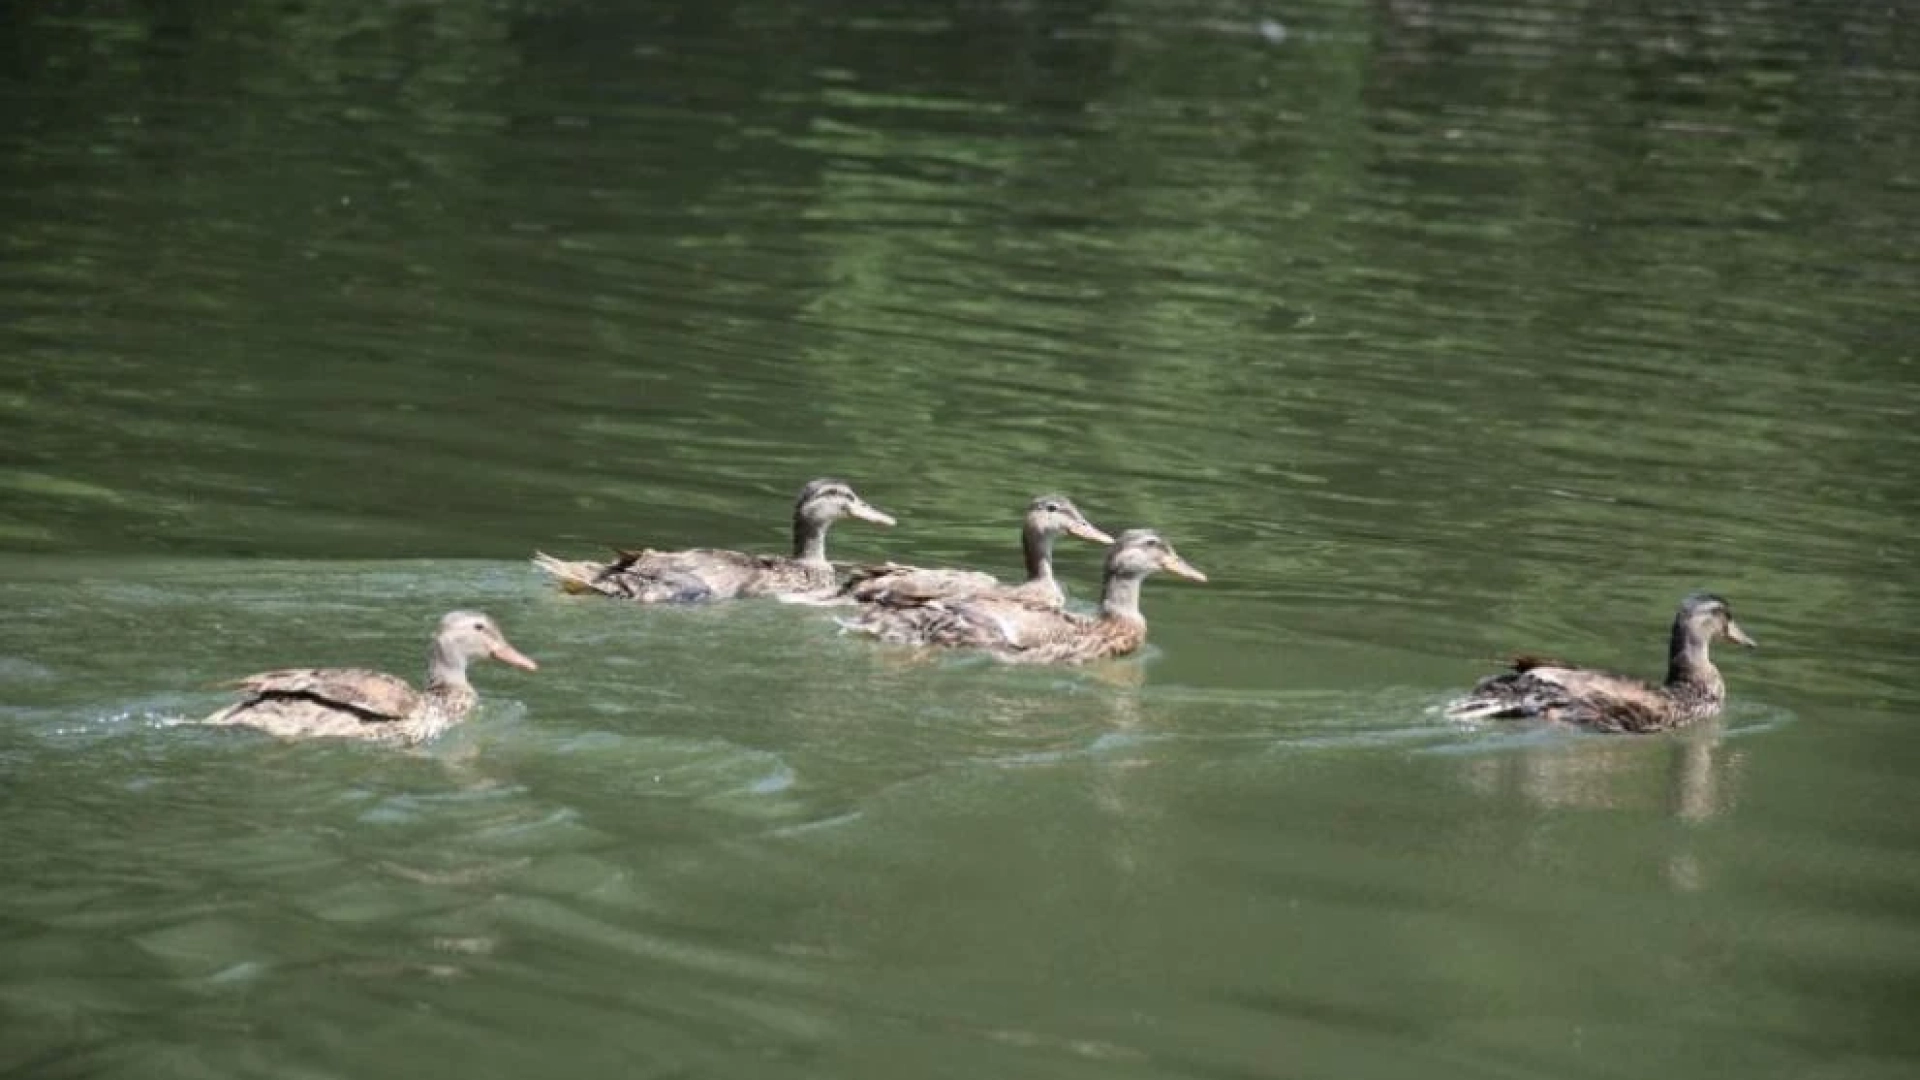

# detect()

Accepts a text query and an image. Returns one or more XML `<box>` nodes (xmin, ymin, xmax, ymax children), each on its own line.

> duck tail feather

<box><xmin>1443</xmin><ymin>696</ymin><xmax>1512</xmax><ymax>722</ymax></box>
<box><xmin>531</xmin><ymin>552</ymin><xmax>606</xmax><ymax>595</ymax></box>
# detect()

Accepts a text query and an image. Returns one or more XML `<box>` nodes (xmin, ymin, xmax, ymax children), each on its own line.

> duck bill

<box><xmin>1725</xmin><ymin>620</ymin><xmax>1757</xmax><ymax>649</ymax></box>
<box><xmin>848</xmin><ymin>500</ymin><xmax>897</xmax><ymax>527</ymax></box>
<box><xmin>1162</xmin><ymin>553</ymin><xmax>1208</xmax><ymax>583</ymax></box>
<box><xmin>1067</xmin><ymin>519</ymin><xmax>1115</xmax><ymax>545</ymax></box>
<box><xmin>490</xmin><ymin>642</ymin><xmax>540</xmax><ymax>671</ymax></box>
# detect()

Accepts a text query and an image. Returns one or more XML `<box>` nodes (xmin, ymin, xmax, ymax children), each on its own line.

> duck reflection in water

<box><xmin>1459</xmin><ymin>721</ymin><xmax>1747</xmax><ymax>891</ymax></box>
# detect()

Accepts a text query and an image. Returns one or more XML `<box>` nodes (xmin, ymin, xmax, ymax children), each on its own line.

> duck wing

<box><xmin>841</xmin><ymin>593</ymin><xmax>1051</xmax><ymax>647</ymax></box>
<box><xmin>843</xmin><ymin>597</ymin><xmax>1015</xmax><ymax>648</ymax></box>
<box><xmin>1509</xmin><ymin>653</ymin><xmax>1577</xmax><ymax>673</ymax></box>
<box><xmin>984</xmin><ymin>611</ymin><xmax>1146</xmax><ymax>665</ymax></box>
<box><xmin>532</xmin><ymin>547</ymin><xmax>724</xmax><ymax>602</ymax></box>
<box><xmin>841</xmin><ymin>563</ymin><xmax>1004</xmax><ymax>604</ymax></box>
<box><xmin>1446</xmin><ymin>659</ymin><xmax>1672</xmax><ymax>732</ymax></box>
<box><xmin>965</xmin><ymin>600</ymin><xmax>1083</xmax><ymax>649</ymax></box>
<box><xmin>636</xmin><ymin>548</ymin><xmax>853</xmax><ymax>600</ymax></box>
<box><xmin>844</xmin><ymin>594</ymin><xmax>1144</xmax><ymax>664</ymax></box>
<box><xmin>207</xmin><ymin>667</ymin><xmax>421</xmax><ymax>725</ymax></box>
<box><xmin>611</xmin><ymin>548</ymin><xmax>757</xmax><ymax>600</ymax></box>
<box><xmin>1519</xmin><ymin>666</ymin><xmax>1678</xmax><ymax>732</ymax></box>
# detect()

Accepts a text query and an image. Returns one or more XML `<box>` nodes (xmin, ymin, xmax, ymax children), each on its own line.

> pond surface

<box><xmin>3</xmin><ymin>1</ymin><xmax>1918</xmax><ymax>1077</ymax></box>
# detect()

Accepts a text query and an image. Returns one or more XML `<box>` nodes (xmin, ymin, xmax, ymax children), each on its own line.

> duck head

<box><xmin>435</xmin><ymin>611</ymin><xmax>539</xmax><ymax>675</ymax></box>
<box><xmin>1106</xmin><ymin>529</ymin><xmax>1208</xmax><ymax>583</ymax></box>
<box><xmin>792</xmin><ymin>478</ymin><xmax>894</xmax><ymax>560</ymax></box>
<box><xmin>1679</xmin><ymin>592</ymin><xmax>1757</xmax><ymax>649</ymax></box>
<box><xmin>1025</xmin><ymin>494</ymin><xmax>1113</xmax><ymax>545</ymax></box>
<box><xmin>795</xmin><ymin>479</ymin><xmax>896</xmax><ymax>529</ymax></box>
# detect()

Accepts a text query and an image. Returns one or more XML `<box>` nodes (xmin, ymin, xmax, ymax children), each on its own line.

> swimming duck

<box><xmin>533</xmin><ymin>478</ymin><xmax>896</xmax><ymax>603</ymax></box>
<box><xmin>198</xmin><ymin>611</ymin><xmax>538</xmax><ymax>744</ymax></box>
<box><xmin>843</xmin><ymin>528</ymin><xmax>1206</xmax><ymax>664</ymax></box>
<box><xmin>839</xmin><ymin>494</ymin><xmax>1112</xmax><ymax>607</ymax></box>
<box><xmin>1444</xmin><ymin>592</ymin><xmax>1757</xmax><ymax>733</ymax></box>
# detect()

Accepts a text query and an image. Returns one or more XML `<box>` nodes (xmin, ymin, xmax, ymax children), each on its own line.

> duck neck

<box><xmin>1664</xmin><ymin>620</ymin><xmax>1723</xmax><ymax>697</ymax></box>
<box><xmin>426</xmin><ymin>639</ymin><xmax>473</xmax><ymax>697</ymax></box>
<box><xmin>792</xmin><ymin>514</ymin><xmax>831</xmax><ymax>562</ymax></box>
<box><xmin>1020</xmin><ymin>523</ymin><xmax>1056</xmax><ymax>586</ymax></box>
<box><xmin>1099</xmin><ymin>570</ymin><xmax>1148</xmax><ymax>622</ymax></box>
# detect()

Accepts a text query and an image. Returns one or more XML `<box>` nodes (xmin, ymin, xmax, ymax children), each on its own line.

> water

<box><xmin>4</xmin><ymin>1</ymin><xmax>1918</xmax><ymax>1076</ymax></box>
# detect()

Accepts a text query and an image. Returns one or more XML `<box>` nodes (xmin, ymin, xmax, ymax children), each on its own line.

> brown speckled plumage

<box><xmin>840</xmin><ymin>494</ymin><xmax>1111</xmax><ymax>608</ymax></box>
<box><xmin>844</xmin><ymin>529</ymin><xmax>1206</xmax><ymax>664</ymax></box>
<box><xmin>1445</xmin><ymin>593</ymin><xmax>1757</xmax><ymax>733</ymax></box>
<box><xmin>534</xmin><ymin>479</ymin><xmax>895</xmax><ymax>603</ymax></box>
<box><xmin>198</xmin><ymin>611</ymin><xmax>537</xmax><ymax>745</ymax></box>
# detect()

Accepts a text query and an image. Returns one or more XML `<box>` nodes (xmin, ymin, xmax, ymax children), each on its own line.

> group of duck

<box><xmin>196</xmin><ymin>478</ymin><xmax>1758</xmax><ymax>746</ymax></box>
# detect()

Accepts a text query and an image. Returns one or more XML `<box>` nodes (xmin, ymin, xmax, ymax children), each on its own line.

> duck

<box><xmin>198</xmin><ymin>611</ymin><xmax>538</xmax><ymax>744</ymax></box>
<box><xmin>533</xmin><ymin>478</ymin><xmax>896</xmax><ymax>603</ymax></box>
<box><xmin>1444</xmin><ymin>592</ymin><xmax>1757</xmax><ymax>733</ymax></box>
<box><xmin>838</xmin><ymin>494</ymin><xmax>1112</xmax><ymax>608</ymax></box>
<box><xmin>842</xmin><ymin>528</ymin><xmax>1207</xmax><ymax>664</ymax></box>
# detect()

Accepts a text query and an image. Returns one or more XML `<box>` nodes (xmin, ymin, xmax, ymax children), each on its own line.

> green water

<box><xmin>4</xmin><ymin>1</ymin><xmax>1918</xmax><ymax>1077</ymax></box>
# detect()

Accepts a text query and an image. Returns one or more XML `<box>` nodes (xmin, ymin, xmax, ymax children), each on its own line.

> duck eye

<box><xmin>472</xmin><ymin>621</ymin><xmax>487</xmax><ymax>632</ymax></box>
<box><xmin>1043</xmin><ymin>502</ymin><xmax>1061</xmax><ymax>513</ymax></box>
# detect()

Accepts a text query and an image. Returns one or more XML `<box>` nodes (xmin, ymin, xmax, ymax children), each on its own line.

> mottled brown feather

<box><xmin>849</xmin><ymin>596</ymin><xmax>1149</xmax><ymax>664</ymax></box>
<box><xmin>1448</xmin><ymin>593</ymin><xmax>1752</xmax><ymax>733</ymax></box>
<box><xmin>220</xmin><ymin>667</ymin><xmax>421</xmax><ymax>719</ymax></box>
<box><xmin>841</xmin><ymin>564</ymin><xmax>1053</xmax><ymax>607</ymax></box>
<box><xmin>533</xmin><ymin>479</ymin><xmax>892</xmax><ymax>604</ymax></box>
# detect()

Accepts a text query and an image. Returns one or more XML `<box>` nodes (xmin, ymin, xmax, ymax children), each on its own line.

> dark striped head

<box><xmin>794</xmin><ymin>479</ymin><xmax>895</xmax><ymax>528</ymax></box>
<box><xmin>1024</xmin><ymin>494</ymin><xmax>1113</xmax><ymax>545</ymax></box>
<box><xmin>1105</xmin><ymin>529</ymin><xmax>1208</xmax><ymax>583</ymax></box>
<box><xmin>1678</xmin><ymin>592</ymin><xmax>1756</xmax><ymax>649</ymax></box>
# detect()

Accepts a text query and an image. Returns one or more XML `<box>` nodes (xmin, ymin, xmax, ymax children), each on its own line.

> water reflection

<box><xmin>1456</xmin><ymin>721</ymin><xmax>1749</xmax><ymax>891</ymax></box>
<box><xmin>1457</xmin><ymin>722</ymin><xmax>1738</xmax><ymax>817</ymax></box>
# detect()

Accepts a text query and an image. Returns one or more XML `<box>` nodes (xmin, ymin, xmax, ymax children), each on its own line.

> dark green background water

<box><xmin>3</xmin><ymin>1</ymin><xmax>1917</xmax><ymax>1077</ymax></box>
